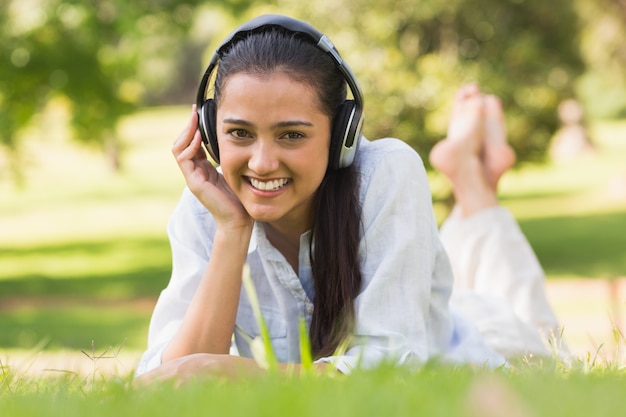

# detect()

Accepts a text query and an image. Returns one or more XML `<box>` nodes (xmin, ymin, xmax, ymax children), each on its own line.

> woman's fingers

<box><xmin>176</xmin><ymin>129</ymin><xmax>205</xmax><ymax>164</ymax></box>
<box><xmin>172</xmin><ymin>105</ymin><xmax>212</xmax><ymax>182</ymax></box>
<box><xmin>172</xmin><ymin>105</ymin><xmax>201</xmax><ymax>156</ymax></box>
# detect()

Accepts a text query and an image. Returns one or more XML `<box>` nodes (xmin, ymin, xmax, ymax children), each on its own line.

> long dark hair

<box><xmin>214</xmin><ymin>28</ymin><xmax>363</xmax><ymax>359</ymax></box>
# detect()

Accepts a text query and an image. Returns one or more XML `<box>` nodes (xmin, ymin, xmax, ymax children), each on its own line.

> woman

<box><xmin>135</xmin><ymin>15</ymin><xmax>561</xmax><ymax>381</ymax></box>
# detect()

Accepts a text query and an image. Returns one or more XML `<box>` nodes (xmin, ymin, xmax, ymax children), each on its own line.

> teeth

<box><xmin>250</xmin><ymin>178</ymin><xmax>289</xmax><ymax>191</ymax></box>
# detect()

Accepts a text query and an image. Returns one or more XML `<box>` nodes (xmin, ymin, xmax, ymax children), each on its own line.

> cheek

<box><xmin>314</xmin><ymin>150</ymin><xmax>330</xmax><ymax>173</ymax></box>
<box><xmin>318</xmin><ymin>138</ymin><xmax>331</xmax><ymax>170</ymax></box>
<box><xmin>217</xmin><ymin>151</ymin><xmax>245</xmax><ymax>188</ymax></box>
<box><xmin>301</xmin><ymin>148</ymin><xmax>330</xmax><ymax>185</ymax></box>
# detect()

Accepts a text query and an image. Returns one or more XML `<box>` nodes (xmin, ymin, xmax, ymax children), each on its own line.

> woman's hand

<box><xmin>134</xmin><ymin>353</ymin><xmax>336</xmax><ymax>386</ymax></box>
<box><xmin>173</xmin><ymin>105</ymin><xmax>252</xmax><ymax>231</ymax></box>
<box><xmin>134</xmin><ymin>354</ymin><xmax>264</xmax><ymax>387</ymax></box>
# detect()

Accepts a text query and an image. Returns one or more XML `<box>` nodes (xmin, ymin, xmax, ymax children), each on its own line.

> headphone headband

<box><xmin>219</xmin><ymin>14</ymin><xmax>325</xmax><ymax>56</ymax></box>
<box><xmin>196</xmin><ymin>14</ymin><xmax>364</xmax><ymax>169</ymax></box>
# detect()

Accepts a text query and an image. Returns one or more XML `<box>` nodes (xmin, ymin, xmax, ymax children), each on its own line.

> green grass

<box><xmin>0</xmin><ymin>302</ymin><xmax>149</xmax><ymax>350</ymax></box>
<box><xmin>0</xmin><ymin>237</ymin><xmax>171</xmax><ymax>297</ymax></box>
<box><xmin>517</xmin><ymin>212</ymin><xmax>626</xmax><ymax>279</ymax></box>
<box><xmin>503</xmin><ymin>120</ymin><xmax>626</xmax><ymax>280</ymax></box>
<box><xmin>0</xmin><ymin>103</ymin><xmax>188</xmax><ymax>351</ymax></box>
<box><xmin>1</xmin><ymin>365</ymin><xmax>626</xmax><ymax>417</ymax></box>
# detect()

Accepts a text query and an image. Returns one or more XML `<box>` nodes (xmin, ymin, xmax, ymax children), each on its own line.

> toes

<box><xmin>484</xmin><ymin>94</ymin><xmax>502</xmax><ymax>114</ymax></box>
<box><xmin>448</xmin><ymin>94</ymin><xmax>485</xmax><ymax>143</ymax></box>
<box><xmin>452</xmin><ymin>84</ymin><xmax>482</xmax><ymax>114</ymax></box>
<box><xmin>456</xmin><ymin>83</ymin><xmax>481</xmax><ymax>100</ymax></box>
<box><xmin>484</xmin><ymin>95</ymin><xmax>506</xmax><ymax>144</ymax></box>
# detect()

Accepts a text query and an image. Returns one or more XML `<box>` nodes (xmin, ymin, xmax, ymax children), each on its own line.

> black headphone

<box><xmin>196</xmin><ymin>14</ymin><xmax>364</xmax><ymax>169</ymax></box>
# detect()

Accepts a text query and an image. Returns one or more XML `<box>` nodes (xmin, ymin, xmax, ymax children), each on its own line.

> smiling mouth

<box><xmin>248</xmin><ymin>177</ymin><xmax>290</xmax><ymax>191</ymax></box>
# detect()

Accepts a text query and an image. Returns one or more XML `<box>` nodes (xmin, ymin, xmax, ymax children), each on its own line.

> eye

<box><xmin>228</xmin><ymin>128</ymin><xmax>251</xmax><ymax>139</ymax></box>
<box><xmin>281</xmin><ymin>131</ymin><xmax>304</xmax><ymax>140</ymax></box>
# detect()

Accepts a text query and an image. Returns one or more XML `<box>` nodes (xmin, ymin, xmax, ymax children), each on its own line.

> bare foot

<box><xmin>429</xmin><ymin>84</ymin><xmax>485</xmax><ymax>181</ymax></box>
<box><xmin>483</xmin><ymin>95</ymin><xmax>516</xmax><ymax>190</ymax></box>
<box><xmin>429</xmin><ymin>84</ymin><xmax>498</xmax><ymax>217</ymax></box>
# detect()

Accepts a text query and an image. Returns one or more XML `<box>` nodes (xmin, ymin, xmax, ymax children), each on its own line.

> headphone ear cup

<box><xmin>329</xmin><ymin>101</ymin><xmax>351</xmax><ymax>169</ymax></box>
<box><xmin>330</xmin><ymin>100</ymin><xmax>359</xmax><ymax>169</ymax></box>
<box><xmin>199</xmin><ymin>99</ymin><xmax>220</xmax><ymax>163</ymax></box>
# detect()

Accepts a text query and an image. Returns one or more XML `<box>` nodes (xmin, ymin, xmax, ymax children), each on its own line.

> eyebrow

<box><xmin>222</xmin><ymin>118</ymin><xmax>314</xmax><ymax>129</ymax></box>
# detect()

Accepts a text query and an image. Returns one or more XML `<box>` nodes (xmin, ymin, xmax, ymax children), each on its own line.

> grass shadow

<box><xmin>0</xmin><ymin>302</ymin><xmax>150</xmax><ymax>350</ymax></box>
<box><xmin>0</xmin><ymin>235</ymin><xmax>169</xmax><ymax>351</ymax></box>
<box><xmin>0</xmin><ymin>267</ymin><xmax>170</xmax><ymax>299</ymax></box>
<box><xmin>0</xmin><ymin>237</ymin><xmax>172</xmax><ymax>298</ymax></box>
<box><xmin>519</xmin><ymin>210</ymin><xmax>626</xmax><ymax>279</ymax></box>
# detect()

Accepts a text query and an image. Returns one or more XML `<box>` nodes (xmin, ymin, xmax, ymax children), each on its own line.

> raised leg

<box><xmin>432</xmin><ymin>85</ymin><xmax>564</xmax><ymax>358</ymax></box>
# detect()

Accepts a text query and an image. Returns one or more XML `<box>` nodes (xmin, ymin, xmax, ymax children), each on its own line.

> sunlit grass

<box><xmin>0</xmin><ymin>104</ymin><xmax>187</xmax><ymax>354</ymax></box>
<box><xmin>501</xmin><ymin>120</ymin><xmax>626</xmax><ymax>202</ymax></box>
<box><xmin>1</xmin><ymin>105</ymin><xmax>187</xmax><ymax>245</ymax></box>
<box><xmin>499</xmin><ymin>121</ymin><xmax>626</xmax><ymax>280</ymax></box>
<box><xmin>1</xmin><ymin>237</ymin><xmax>170</xmax><ymax>283</ymax></box>
<box><xmin>2</xmin><ymin>361</ymin><xmax>626</xmax><ymax>417</ymax></box>
<box><xmin>0</xmin><ymin>104</ymin><xmax>185</xmax><ymax>290</ymax></box>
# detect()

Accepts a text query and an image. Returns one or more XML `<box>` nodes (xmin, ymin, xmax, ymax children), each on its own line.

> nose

<box><xmin>247</xmin><ymin>139</ymin><xmax>280</xmax><ymax>174</ymax></box>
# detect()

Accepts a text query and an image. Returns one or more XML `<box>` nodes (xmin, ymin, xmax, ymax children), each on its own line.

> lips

<box><xmin>248</xmin><ymin>177</ymin><xmax>290</xmax><ymax>191</ymax></box>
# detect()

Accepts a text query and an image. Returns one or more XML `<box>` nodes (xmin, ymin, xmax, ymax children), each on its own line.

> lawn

<box><xmin>1</xmin><ymin>103</ymin><xmax>188</xmax><ymax>351</ymax></box>
<box><xmin>1</xmin><ymin>104</ymin><xmax>626</xmax><ymax>414</ymax></box>
<box><xmin>2</xmin><ymin>362</ymin><xmax>626</xmax><ymax>417</ymax></box>
<box><xmin>499</xmin><ymin>120</ymin><xmax>626</xmax><ymax>280</ymax></box>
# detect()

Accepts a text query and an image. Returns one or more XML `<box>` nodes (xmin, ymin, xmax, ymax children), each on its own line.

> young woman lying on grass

<box><xmin>135</xmin><ymin>14</ymin><xmax>562</xmax><ymax>382</ymax></box>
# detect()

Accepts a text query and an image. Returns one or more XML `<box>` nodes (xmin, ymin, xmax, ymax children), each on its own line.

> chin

<box><xmin>245</xmin><ymin>207</ymin><xmax>284</xmax><ymax>223</ymax></box>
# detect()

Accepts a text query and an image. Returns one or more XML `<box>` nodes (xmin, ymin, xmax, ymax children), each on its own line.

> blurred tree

<box><xmin>254</xmin><ymin>0</ymin><xmax>585</xmax><ymax>166</ymax></box>
<box><xmin>2</xmin><ymin>0</ymin><xmax>600</xmax><ymax>184</ymax></box>
<box><xmin>0</xmin><ymin>0</ymin><xmax>206</xmax><ymax>176</ymax></box>
<box><xmin>0</xmin><ymin>5</ymin><xmax>51</xmax><ymax>184</ymax></box>
<box><xmin>575</xmin><ymin>0</ymin><xmax>626</xmax><ymax>119</ymax></box>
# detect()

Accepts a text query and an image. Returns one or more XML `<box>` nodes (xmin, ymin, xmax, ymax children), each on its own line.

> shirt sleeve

<box><xmin>135</xmin><ymin>187</ymin><xmax>215</xmax><ymax>376</ymax></box>
<box><xmin>314</xmin><ymin>139</ymin><xmax>456</xmax><ymax>372</ymax></box>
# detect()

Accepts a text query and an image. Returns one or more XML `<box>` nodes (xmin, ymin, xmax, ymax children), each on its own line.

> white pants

<box><xmin>441</xmin><ymin>207</ymin><xmax>564</xmax><ymax>360</ymax></box>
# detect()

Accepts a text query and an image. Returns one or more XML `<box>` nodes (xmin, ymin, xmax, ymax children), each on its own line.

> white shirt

<box><xmin>136</xmin><ymin>138</ymin><xmax>504</xmax><ymax>376</ymax></box>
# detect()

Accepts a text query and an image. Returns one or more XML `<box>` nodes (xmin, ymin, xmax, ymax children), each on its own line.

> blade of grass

<box><xmin>241</xmin><ymin>264</ymin><xmax>278</xmax><ymax>372</ymax></box>
<box><xmin>298</xmin><ymin>316</ymin><xmax>313</xmax><ymax>373</ymax></box>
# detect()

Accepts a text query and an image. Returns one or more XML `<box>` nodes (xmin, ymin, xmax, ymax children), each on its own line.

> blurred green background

<box><xmin>1</xmin><ymin>0</ymin><xmax>625</xmax><ymax>354</ymax></box>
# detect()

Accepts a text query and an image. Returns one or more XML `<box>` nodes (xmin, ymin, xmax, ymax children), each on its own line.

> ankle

<box><xmin>449</xmin><ymin>158</ymin><xmax>499</xmax><ymax>217</ymax></box>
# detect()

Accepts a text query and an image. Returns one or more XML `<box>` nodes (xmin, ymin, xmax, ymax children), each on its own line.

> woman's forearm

<box><xmin>162</xmin><ymin>226</ymin><xmax>252</xmax><ymax>362</ymax></box>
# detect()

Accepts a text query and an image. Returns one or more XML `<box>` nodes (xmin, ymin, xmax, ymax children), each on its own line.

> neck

<box><xmin>263</xmin><ymin>222</ymin><xmax>304</xmax><ymax>274</ymax></box>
